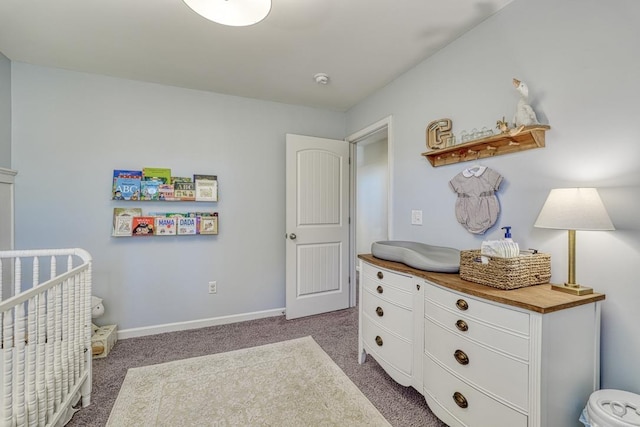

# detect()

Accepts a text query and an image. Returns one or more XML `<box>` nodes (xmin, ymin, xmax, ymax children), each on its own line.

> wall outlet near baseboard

<box><xmin>208</xmin><ymin>281</ymin><xmax>217</xmax><ymax>294</ymax></box>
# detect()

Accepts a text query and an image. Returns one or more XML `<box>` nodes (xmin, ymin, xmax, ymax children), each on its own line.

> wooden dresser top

<box><xmin>359</xmin><ymin>254</ymin><xmax>605</xmax><ymax>314</ymax></box>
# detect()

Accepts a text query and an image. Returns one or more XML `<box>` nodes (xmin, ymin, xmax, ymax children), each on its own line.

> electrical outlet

<box><xmin>411</xmin><ymin>210</ymin><xmax>423</xmax><ymax>225</ymax></box>
<box><xmin>208</xmin><ymin>281</ymin><xmax>217</xmax><ymax>294</ymax></box>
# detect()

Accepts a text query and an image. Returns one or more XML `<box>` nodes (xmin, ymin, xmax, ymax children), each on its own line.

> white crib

<box><xmin>0</xmin><ymin>249</ymin><xmax>92</xmax><ymax>427</ymax></box>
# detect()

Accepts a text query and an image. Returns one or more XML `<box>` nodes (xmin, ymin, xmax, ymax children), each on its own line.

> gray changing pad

<box><xmin>371</xmin><ymin>241</ymin><xmax>460</xmax><ymax>273</ymax></box>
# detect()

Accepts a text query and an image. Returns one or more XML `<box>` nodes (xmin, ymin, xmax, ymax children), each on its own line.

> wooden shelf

<box><xmin>421</xmin><ymin>125</ymin><xmax>550</xmax><ymax>167</ymax></box>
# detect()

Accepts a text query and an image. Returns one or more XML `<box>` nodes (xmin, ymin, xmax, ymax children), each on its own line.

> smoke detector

<box><xmin>314</xmin><ymin>73</ymin><xmax>330</xmax><ymax>85</ymax></box>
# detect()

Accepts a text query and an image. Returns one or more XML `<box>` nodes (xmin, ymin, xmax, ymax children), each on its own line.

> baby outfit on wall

<box><xmin>449</xmin><ymin>166</ymin><xmax>502</xmax><ymax>234</ymax></box>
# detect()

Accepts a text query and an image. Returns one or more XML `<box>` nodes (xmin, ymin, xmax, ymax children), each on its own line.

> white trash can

<box><xmin>582</xmin><ymin>389</ymin><xmax>640</xmax><ymax>427</ymax></box>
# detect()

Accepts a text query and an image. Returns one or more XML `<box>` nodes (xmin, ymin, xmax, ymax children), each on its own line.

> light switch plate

<box><xmin>411</xmin><ymin>210</ymin><xmax>423</xmax><ymax>225</ymax></box>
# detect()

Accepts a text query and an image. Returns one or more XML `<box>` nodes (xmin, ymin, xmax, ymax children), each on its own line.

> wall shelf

<box><xmin>421</xmin><ymin>125</ymin><xmax>550</xmax><ymax>167</ymax></box>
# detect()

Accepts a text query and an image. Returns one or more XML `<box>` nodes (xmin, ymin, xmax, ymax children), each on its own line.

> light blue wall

<box><xmin>347</xmin><ymin>0</ymin><xmax>640</xmax><ymax>394</ymax></box>
<box><xmin>11</xmin><ymin>63</ymin><xmax>345</xmax><ymax>330</ymax></box>
<box><xmin>0</xmin><ymin>52</ymin><xmax>10</xmax><ymax>168</ymax></box>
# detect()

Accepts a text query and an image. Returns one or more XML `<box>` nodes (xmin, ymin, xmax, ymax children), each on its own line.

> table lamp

<box><xmin>534</xmin><ymin>188</ymin><xmax>614</xmax><ymax>295</ymax></box>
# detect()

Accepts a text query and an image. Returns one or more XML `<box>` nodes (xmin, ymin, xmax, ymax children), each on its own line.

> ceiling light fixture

<box><xmin>183</xmin><ymin>0</ymin><xmax>271</xmax><ymax>27</ymax></box>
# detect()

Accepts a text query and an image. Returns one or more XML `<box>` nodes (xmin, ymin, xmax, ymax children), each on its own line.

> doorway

<box><xmin>346</xmin><ymin>116</ymin><xmax>392</xmax><ymax>307</ymax></box>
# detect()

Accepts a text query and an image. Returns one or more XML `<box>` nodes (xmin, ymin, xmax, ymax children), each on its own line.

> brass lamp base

<box><xmin>551</xmin><ymin>283</ymin><xmax>593</xmax><ymax>296</ymax></box>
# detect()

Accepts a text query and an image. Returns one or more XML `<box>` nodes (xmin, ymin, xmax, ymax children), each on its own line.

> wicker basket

<box><xmin>459</xmin><ymin>250</ymin><xmax>551</xmax><ymax>290</ymax></box>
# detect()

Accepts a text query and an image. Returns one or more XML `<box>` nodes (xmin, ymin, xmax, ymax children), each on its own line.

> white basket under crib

<box><xmin>0</xmin><ymin>249</ymin><xmax>92</xmax><ymax>427</ymax></box>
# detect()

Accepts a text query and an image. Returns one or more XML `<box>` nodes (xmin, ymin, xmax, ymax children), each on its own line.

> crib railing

<box><xmin>0</xmin><ymin>249</ymin><xmax>92</xmax><ymax>427</ymax></box>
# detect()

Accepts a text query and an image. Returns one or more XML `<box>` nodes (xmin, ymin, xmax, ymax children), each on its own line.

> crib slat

<box><xmin>61</xmin><ymin>286</ymin><xmax>70</xmax><ymax>405</ymax></box>
<box><xmin>23</xmin><ymin>257</ymin><xmax>38</xmax><ymax>427</ymax></box>
<box><xmin>54</xmin><ymin>280</ymin><xmax>63</xmax><ymax>414</ymax></box>
<box><xmin>14</xmin><ymin>257</ymin><xmax>22</xmax><ymax>296</ymax></box>
<box><xmin>44</xmin><ymin>285</ymin><xmax>55</xmax><ymax>422</ymax></box>
<box><xmin>26</xmin><ymin>293</ymin><xmax>38</xmax><ymax>427</ymax></box>
<box><xmin>36</xmin><ymin>265</ymin><xmax>47</xmax><ymax>424</ymax></box>
<box><xmin>15</xmin><ymin>258</ymin><xmax>27</xmax><ymax>426</ymax></box>
<box><xmin>4</xmin><ymin>258</ymin><xmax>19</xmax><ymax>426</ymax></box>
<box><xmin>2</xmin><ymin>314</ymin><xmax>13</xmax><ymax>426</ymax></box>
<box><xmin>2</xmin><ymin>348</ymin><xmax>13</xmax><ymax>426</ymax></box>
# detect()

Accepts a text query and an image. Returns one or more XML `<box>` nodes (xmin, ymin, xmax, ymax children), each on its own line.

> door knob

<box><xmin>289</xmin><ymin>233</ymin><xmax>297</xmax><ymax>240</ymax></box>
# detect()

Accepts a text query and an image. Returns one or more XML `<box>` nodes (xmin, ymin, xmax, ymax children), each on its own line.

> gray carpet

<box><xmin>69</xmin><ymin>307</ymin><xmax>446</xmax><ymax>427</ymax></box>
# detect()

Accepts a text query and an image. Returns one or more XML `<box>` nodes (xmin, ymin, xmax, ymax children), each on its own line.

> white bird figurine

<box><xmin>512</xmin><ymin>78</ymin><xmax>539</xmax><ymax>127</ymax></box>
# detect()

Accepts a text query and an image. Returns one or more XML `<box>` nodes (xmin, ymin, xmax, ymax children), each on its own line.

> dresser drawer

<box><xmin>423</xmin><ymin>354</ymin><xmax>527</xmax><ymax>427</ymax></box>
<box><xmin>425</xmin><ymin>299</ymin><xmax>529</xmax><ymax>361</ymax></box>
<box><xmin>363</xmin><ymin>289</ymin><xmax>413</xmax><ymax>341</ymax></box>
<box><xmin>362</xmin><ymin>316</ymin><xmax>413</xmax><ymax>375</ymax></box>
<box><xmin>424</xmin><ymin>319</ymin><xmax>528</xmax><ymax>411</ymax></box>
<box><xmin>362</xmin><ymin>264</ymin><xmax>413</xmax><ymax>309</ymax></box>
<box><xmin>425</xmin><ymin>283</ymin><xmax>529</xmax><ymax>335</ymax></box>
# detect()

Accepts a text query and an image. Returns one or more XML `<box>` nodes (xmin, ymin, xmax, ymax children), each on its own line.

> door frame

<box><xmin>346</xmin><ymin>116</ymin><xmax>394</xmax><ymax>307</ymax></box>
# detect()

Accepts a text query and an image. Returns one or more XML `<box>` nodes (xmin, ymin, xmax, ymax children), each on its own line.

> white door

<box><xmin>285</xmin><ymin>134</ymin><xmax>350</xmax><ymax>320</ymax></box>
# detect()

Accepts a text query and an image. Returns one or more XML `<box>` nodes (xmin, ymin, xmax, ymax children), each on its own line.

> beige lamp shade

<box><xmin>534</xmin><ymin>188</ymin><xmax>614</xmax><ymax>231</ymax></box>
<box><xmin>183</xmin><ymin>0</ymin><xmax>271</xmax><ymax>26</ymax></box>
<box><xmin>534</xmin><ymin>187</ymin><xmax>614</xmax><ymax>295</ymax></box>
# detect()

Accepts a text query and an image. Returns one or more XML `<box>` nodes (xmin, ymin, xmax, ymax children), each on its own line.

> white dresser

<box><xmin>358</xmin><ymin>254</ymin><xmax>605</xmax><ymax>427</ymax></box>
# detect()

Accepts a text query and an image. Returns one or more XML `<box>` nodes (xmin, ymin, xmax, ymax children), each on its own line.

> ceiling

<box><xmin>0</xmin><ymin>0</ymin><xmax>513</xmax><ymax>112</ymax></box>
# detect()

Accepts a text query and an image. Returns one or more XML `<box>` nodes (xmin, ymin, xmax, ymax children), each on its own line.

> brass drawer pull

<box><xmin>456</xmin><ymin>299</ymin><xmax>469</xmax><ymax>311</ymax></box>
<box><xmin>375</xmin><ymin>335</ymin><xmax>383</xmax><ymax>346</ymax></box>
<box><xmin>454</xmin><ymin>349</ymin><xmax>469</xmax><ymax>365</ymax></box>
<box><xmin>455</xmin><ymin>319</ymin><xmax>469</xmax><ymax>332</ymax></box>
<box><xmin>376</xmin><ymin>285</ymin><xmax>383</xmax><ymax>294</ymax></box>
<box><xmin>376</xmin><ymin>307</ymin><xmax>384</xmax><ymax>317</ymax></box>
<box><xmin>453</xmin><ymin>391</ymin><xmax>468</xmax><ymax>409</ymax></box>
<box><xmin>377</xmin><ymin>271</ymin><xmax>384</xmax><ymax>279</ymax></box>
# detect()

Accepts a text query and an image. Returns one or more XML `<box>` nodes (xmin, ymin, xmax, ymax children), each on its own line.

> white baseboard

<box><xmin>117</xmin><ymin>307</ymin><xmax>285</xmax><ymax>340</ymax></box>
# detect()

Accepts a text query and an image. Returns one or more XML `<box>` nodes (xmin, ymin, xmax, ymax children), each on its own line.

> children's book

<box><xmin>171</xmin><ymin>176</ymin><xmax>192</xmax><ymax>184</ymax></box>
<box><xmin>174</xmin><ymin>182</ymin><xmax>196</xmax><ymax>201</ymax></box>
<box><xmin>193</xmin><ymin>174</ymin><xmax>218</xmax><ymax>202</ymax></box>
<box><xmin>164</xmin><ymin>212</ymin><xmax>187</xmax><ymax>218</ymax></box>
<box><xmin>112</xmin><ymin>207</ymin><xmax>143</xmax><ymax>237</ymax></box>
<box><xmin>113</xmin><ymin>169</ymin><xmax>142</xmax><ymax>180</ymax></box>
<box><xmin>140</xmin><ymin>178</ymin><xmax>163</xmax><ymax>200</ymax></box>
<box><xmin>154</xmin><ymin>216</ymin><xmax>177</xmax><ymax>235</ymax></box>
<box><xmin>143</xmin><ymin>167</ymin><xmax>172</xmax><ymax>184</ymax></box>
<box><xmin>158</xmin><ymin>184</ymin><xmax>175</xmax><ymax>201</ymax></box>
<box><xmin>177</xmin><ymin>216</ymin><xmax>197</xmax><ymax>235</ymax></box>
<box><xmin>198</xmin><ymin>213</ymin><xmax>218</xmax><ymax>235</ymax></box>
<box><xmin>112</xmin><ymin>170</ymin><xmax>142</xmax><ymax>200</ymax></box>
<box><xmin>132</xmin><ymin>216</ymin><xmax>155</xmax><ymax>236</ymax></box>
<box><xmin>113</xmin><ymin>216</ymin><xmax>133</xmax><ymax>236</ymax></box>
<box><xmin>113</xmin><ymin>176</ymin><xmax>141</xmax><ymax>200</ymax></box>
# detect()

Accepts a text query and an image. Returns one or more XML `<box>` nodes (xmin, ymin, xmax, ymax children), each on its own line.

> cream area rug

<box><xmin>106</xmin><ymin>336</ymin><xmax>390</xmax><ymax>426</ymax></box>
